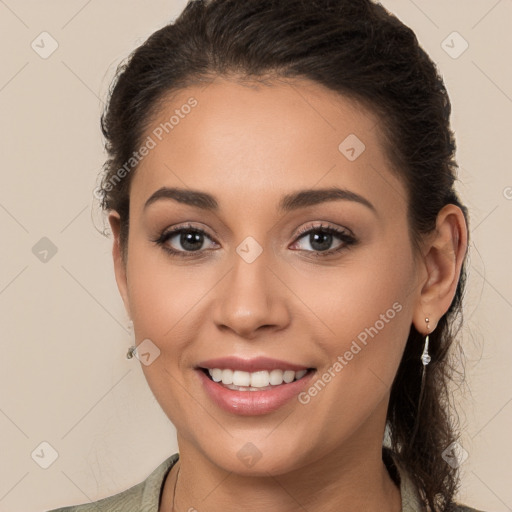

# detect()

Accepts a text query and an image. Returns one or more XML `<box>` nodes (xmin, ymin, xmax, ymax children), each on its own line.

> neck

<box><xmin>162</xmin><ymin>437</ymin><xmax>401</xmax><ymax>512</ymax></box>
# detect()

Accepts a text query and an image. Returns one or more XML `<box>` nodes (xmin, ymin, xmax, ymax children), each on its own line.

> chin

<box><xmin>200</xmin><ymin>440</ymin><xmax>310</xmax><ymax>477</ymax></box>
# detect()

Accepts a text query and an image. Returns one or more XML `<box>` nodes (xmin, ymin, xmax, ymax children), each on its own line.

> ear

<box><xmin>108</xmin><ymin>211</ymin><xmax>131</xmax><ymax>319</ymax></box>
<box><xmin>412</xmin><ymin>204</ymin><xmax>468</xmax><ymax>335</ymax></box>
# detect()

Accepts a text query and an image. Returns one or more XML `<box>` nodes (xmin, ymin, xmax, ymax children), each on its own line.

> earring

<box><xmin>126</xmin><ymin>320</ymin><xmax>136</xmax><ymax>359</ymax></box>
<box><xmin>411</xmin><ymin>317</ymin><xmax>433</xmax><ymax>445</ymax></box>
<box><xmin>421</xmin><ymin>317</ymin><xmax>432</xmax><ymax>366</ymax></box>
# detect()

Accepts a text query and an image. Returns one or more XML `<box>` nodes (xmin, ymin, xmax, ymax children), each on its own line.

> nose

<box><xmin>212</xmin><ymin>247</ymin><xmax>291</xmax><ymax>340</ymax></box>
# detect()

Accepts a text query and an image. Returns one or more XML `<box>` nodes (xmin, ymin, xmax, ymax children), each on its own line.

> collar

<box><xmin>383</xmin><ymin>447</ymin><xmax>425</xmax><ymax>511</ymax></box>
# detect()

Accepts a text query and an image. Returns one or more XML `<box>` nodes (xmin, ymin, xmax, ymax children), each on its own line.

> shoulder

<box><xmin>46</xmin><ymin>481</ymin><xmax>144</xmax><ymax>512</ymax></box>
<box><xmin>46</xmin><ymin>453</ymin><xmax>179</xmax><ymax>512</ymax></box>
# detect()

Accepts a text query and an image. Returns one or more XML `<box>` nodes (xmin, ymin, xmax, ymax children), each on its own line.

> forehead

<box><xmin>129</xmin><ymin>77</ymin><xmax>405</xmax><ymax>217</ymax></box>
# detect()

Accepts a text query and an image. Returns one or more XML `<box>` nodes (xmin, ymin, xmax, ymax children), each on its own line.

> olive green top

<box><xmin>47</xmin><ymin>451</ymin><xmax>484</xmax><ymax>512</ymax></box>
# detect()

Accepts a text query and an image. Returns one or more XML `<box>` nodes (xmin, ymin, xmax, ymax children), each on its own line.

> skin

<box><xmin>108</xmin><ymin>77</ymin><xmax>467</xmax><ymax>512</ymax></box>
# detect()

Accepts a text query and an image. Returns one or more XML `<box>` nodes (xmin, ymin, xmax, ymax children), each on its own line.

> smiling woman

<box><xmin>48</xmin><ymin>0</ymin><xmax>485</xmax><ymax>511</ymax></box>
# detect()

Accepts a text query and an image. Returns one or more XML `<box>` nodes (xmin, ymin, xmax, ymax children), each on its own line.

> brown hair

<box><xmin>98</xmin><ymin>1</ymin><xmax>469</xmax><ymax>509</ymax></box>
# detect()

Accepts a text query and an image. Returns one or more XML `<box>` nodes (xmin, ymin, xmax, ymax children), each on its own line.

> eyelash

<box><xmin>152</xmin><ymin>222</ymin><xmax>357</xmax><ymax>259</ymax></box>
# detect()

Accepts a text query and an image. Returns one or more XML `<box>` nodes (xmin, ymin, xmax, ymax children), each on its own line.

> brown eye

<box><xmin>291</xmin><ymin>223</ymin><xmax>356</xmax><ymax>257</ymax></box>
<box><xmin>153</xmin><ymin>223</ymin><xmax>218</xmax><ymax>258</ymax></box>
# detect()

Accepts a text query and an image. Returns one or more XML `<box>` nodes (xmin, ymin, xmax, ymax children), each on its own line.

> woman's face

<box><xmin>111</xmin><ymin>78</ymin><xmax>424</xmax><ymax>475</ymax></box>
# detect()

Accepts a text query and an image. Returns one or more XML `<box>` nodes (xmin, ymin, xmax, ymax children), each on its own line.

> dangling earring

<box><xmin>126</xmin><ymin>320</ymin><xmax>136</xmax><ymax>359</ymax></box>
<box><xmin>411</xmin><ymin>317</ymin><xmax>434</xmax><ymax>445</ymax></box>
<box><xmin>421</xmin><ymin>318</ymin><xmax>431</xmax><ymax>366</ymax></box>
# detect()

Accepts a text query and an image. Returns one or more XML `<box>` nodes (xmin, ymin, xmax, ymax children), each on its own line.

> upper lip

<box><xmin>196</xmin><ymin>356</ymin><xmax>312</xmax><ymax>373</ymax></box>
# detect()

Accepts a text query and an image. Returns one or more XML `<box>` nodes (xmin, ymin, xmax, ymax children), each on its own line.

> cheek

<box><xmin>294</xmin><ymin>260</ymin><xmax>415</xmax><ymax>442</ymax></box>
<box><xmin>305</xmin><ymin>243</ymin><xmax>413</xmax><ymax>321</ymax></box>
<box><xmin>124</xmin><ymin>250</ymin><xmax>204</xmax><ymax>426</ymax></box>
<box><xmin>126</xmin><ymin>243</ymin><xmax>208</xmax><ymax>337</ymax></box>
<box><xmin>300</xmin><ymin>241</ymin><xmax>416</xmax><ymax>383</ymax></box>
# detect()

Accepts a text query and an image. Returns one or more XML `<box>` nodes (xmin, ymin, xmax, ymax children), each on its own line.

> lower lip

<box><xmin>196</xmin><ymin>369</ymin><xmax>316</xmax><ymax>416</ymax></box>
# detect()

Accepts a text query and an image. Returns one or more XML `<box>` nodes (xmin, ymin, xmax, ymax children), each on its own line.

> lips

<box><xmin>194</xmin><ymin>355</ymin><xmax>317</xmax><ymax>414</ymax></box>
<box><xmin>196</xmin><ymin>356</ymin><xmax>311</xmax><ymax>373</ymax></box>
<box><xmin>196</xmin><ymin>366</ymin><xmax>317</xmax><ymax>415</ymax></box>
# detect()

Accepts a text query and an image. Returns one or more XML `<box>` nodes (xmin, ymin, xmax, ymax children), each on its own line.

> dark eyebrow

<box><xmin>144</xmin><ymin>187</ymin><xmax>218</xmax><ymax>211</ymax></box>
<box><xmin>143</xmin><ymin>186</ymin><xmax>376</xmax><ymax>214</ymax></box>
<box><xmin>279</xmin><ymin>187</ymin><xmax>376</xmax><ymax>213</ymax></box>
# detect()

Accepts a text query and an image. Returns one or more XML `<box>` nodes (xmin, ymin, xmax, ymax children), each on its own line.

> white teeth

<box><xmin>283</xmin><ymin>370</ymin><xmax>295</xmax><ymax>383</ymax></box>
<box><xmin>233</xmin><ymin>370</ymin><xmax>251</xmax><ymax>387</ymax></box>
<box><xmin>210</xmin><ymin>368</ymin><xmax>223</xmax><ymax>382</ymax></box>
<box><xmin>221</xmin><ymin>368</ymin><xmax>233</xmax><ymax>384</ymax></box>
<box><xmin>250</xmin><ymin>370</ymin><xmax>269</xmax><ymax>388</ymax></box>
<box><xmin>269</xmin><ymin>369</ymin><xmax>284</xmax><ymax>385</ymax></box>
<box><xmin>295</xmin><ymin>369</ymin><xmax>307</xmax><ymax>380</ymax></box>
<box><xmin>207</xmin><ymin>368</ymin><xmax>309</xmax><ymax>388</ymax></box>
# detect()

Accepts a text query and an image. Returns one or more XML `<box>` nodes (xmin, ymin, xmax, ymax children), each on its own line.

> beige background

<box><xmin>0</xmin><ymin>1</ymin><xmax>511</xmax><ymax>511</ymax></box>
